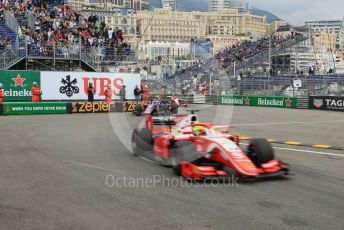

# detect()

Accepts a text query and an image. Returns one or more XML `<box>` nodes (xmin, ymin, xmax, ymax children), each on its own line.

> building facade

<box><xmin>305</xmin><ymin>19</ymin><xmax>342</xmax><ymax>49</ymax></box>
<box><xmin>208</xmin><ymin>0</ymin><xmax>231</xmax><ymax>12</ymax></box>
<box><xmin>67</xmin><ymin>0</ymin><xmax>150</xmax><ymax>11</ymax></box>
<box><xmin>137</xmin><ymin>8</ymin><xmax>267</xmax><ymax>41</ymax></box>
<box><xmin>138</xmin><ymin>41</ymin><xmax>190</xmax><ymax>61</ymax></box>
<box><xmin>136</xmin><ymin>8</ymin><xmax>208</xmax><ymax>43</ymax></box>
<box><xmin>312</xmin><ymin>32</ymin><xmax>337</xmax><ymax>53</ymax></box>
<box><xmin>161</xmin><ymin>0</ymin><xmax>176</xmax><ymax>11</ymax></box>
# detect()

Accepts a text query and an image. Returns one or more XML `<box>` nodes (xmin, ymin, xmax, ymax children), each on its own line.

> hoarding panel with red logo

<box><xmin>0</xmin><ymin>70</ymin><xmax>40</xmax><ymax>101</ymax></box>
<box><xmin>40</xmin><ymin>71</ymin><xmax>140</xmax><ymax>100</ymax></box>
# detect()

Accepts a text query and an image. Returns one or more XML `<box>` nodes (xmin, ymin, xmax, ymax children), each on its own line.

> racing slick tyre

<box><xmin>131</xmin><ymin>128</ymin><xmax>153</xmax><ymax>156</ymax></box>
<box><xmin>171</xmin><ymin>103</ymin><xmax>178</xmax><ymax>114</ymax></box>
<box><xmin>133</xmin><ymin>104</ymin><xmax>143</xmax><ymax>116</ymax></box>
<box><xmin>170</xmin><ymin>141</ymin><xmax>198</xmax><ymax>176</ymax></box>
<box><xmin>246</xmin><ymin>138</ymin><xmax>274</xmax><ymax>167</ymax></box>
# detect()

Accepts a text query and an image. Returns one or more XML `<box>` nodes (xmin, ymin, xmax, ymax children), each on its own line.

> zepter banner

<box><xmin>40</xmin><ymin>71</ymin><xmax>140</xmax><ymax>100</ymax></box>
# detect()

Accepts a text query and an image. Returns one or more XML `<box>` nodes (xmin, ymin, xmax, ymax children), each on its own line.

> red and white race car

<box><xmin>132</xmin><ymin>112</ymin><xmax>289</xmax><ymax>181</ymax></box>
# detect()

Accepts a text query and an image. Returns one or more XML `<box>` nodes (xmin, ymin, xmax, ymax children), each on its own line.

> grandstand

<box><xmin>0</xmin><ymin>0</ymin><xmax>136</xmax><ymax>72</ymax></box>
<box><xmin>163</xmin><ymin>32</ymin><xmax>309</xmax><ymax>95</ymax></box>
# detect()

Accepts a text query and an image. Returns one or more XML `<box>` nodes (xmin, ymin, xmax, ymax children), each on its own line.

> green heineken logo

<box><xmin>221</xmin><ymin>96</ymin><xmax>244</xmax><ymax>105</ymax></box>
<box><xmin>219</xmin><ymin>95</ymin><xmax>295</xmax><ymax>108</ymax></box>
<box><xmin>0</xmin><ymin>70</ymin><xmax>40</xmax><ymax>101</ymax></box>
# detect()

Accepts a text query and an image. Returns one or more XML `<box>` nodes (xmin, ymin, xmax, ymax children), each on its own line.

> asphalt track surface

<box><xmin>0</xmin><ymin>106</ymin><xmax>344</xmax><ymax>230</ymax></box>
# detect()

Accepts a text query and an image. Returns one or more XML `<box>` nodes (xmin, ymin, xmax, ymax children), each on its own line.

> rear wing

<box><xmin>144</xmin><ymin>114</ymin><xmax>189</xmax><ymax>133</ymax></box>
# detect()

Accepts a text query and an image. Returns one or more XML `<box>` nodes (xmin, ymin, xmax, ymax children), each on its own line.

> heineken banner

<box><xmin>2</xmin><ymin>102</ymin><xmax>68</xmax><ymax>115</ymax></box>
<box><xmin>0</xmin><ymin>70</ymin><xmax>40</xmax><ymax>101</ymax></box>
<box><xmin>41</xmin><ymin>71</ymin><xmax>140</xmax><ymax>101</ymax></box>
<box><xmin>218</xmin><ymin>96</ymin><xmax>296</xmax><ymax>108</ymax></box>
<box><xmin>309</xmin><ymin>96</ymin><xmax>344</xmax><ymax>112</ymax></box>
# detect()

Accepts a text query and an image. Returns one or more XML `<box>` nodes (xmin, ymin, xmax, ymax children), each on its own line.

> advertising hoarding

<box><xmin>309</xmin><ymin>96</ymin><xmax>344</xmax><ymax>112</ymax></box>
<box><xmin>2</xmin><ymin>102</ymin><xmax>67</xmax><ymax>115</ymax></box>
<box><xmin>41</xmin><ymin>71</ymin><xmax>140</xmax><ymax>101</ymax></box>
<box><xmin>0</xmin><ymin>70</ymin><xmax>40</xmax><ymax>101</ymax></box>
<box><xmin>218</xmin><ymin>96</ymin><xmax>296</xmax><ymax>108</ymax></box>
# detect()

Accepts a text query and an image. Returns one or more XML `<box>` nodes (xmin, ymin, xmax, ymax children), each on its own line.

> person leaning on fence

<box><xmin>0</xmin><ymin>83</ymin><xmax>4</xmax><ymax>104</ymax></box>
<box><xmin>87</xmin><ymin>82</ymin><xmax>96</xmax><ymax>102</ymax></box>
<box><xmin>31</xmin><ymin>82</ymin><xmax>41</xmax><ymax>103</ymax></box>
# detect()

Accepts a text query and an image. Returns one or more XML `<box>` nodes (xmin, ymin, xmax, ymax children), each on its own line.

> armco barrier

<box><xmin>218</xmin><ymin>95</ymin><xmax>296</xmax><ymax>108</ymax></box>
<box><xmin>2</xmin><ymin>102</ymin><xmax>69</xmax><ymax>115</ymax></box>
<box><xmin>309</xmin><ymin>96</ymin><xmax>344</xmax><ymax>112</ymax></box>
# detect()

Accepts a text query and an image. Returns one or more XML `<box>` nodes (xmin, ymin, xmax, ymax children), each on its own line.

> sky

<box><xmin>245</xmin><ymin>0</ymin><xmax>344</xmax><ymax>25</ymax></box>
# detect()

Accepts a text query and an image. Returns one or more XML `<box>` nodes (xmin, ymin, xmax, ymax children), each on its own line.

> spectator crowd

<box><xmin>0</xmin><ymin>0</ymin><xmax>132</xmax><ymax>62</ymax></box>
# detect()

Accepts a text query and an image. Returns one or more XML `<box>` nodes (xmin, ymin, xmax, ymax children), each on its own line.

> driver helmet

<box><xmin>192</xmin><ymin>122</ymin><xmax>207</xmax><ymax>136</ymax></box>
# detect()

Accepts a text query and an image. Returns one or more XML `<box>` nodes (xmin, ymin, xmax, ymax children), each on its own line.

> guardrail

<box><xmin>4</xmin><ymin>11</ymin><xmax>20</xmax><ymax>35</ymax></box>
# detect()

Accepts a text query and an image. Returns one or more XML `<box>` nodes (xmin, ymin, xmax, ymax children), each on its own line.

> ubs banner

<box><xmin>309</xmin><ymin>96</ymin><xmax>344</xmax><ymax>112</ymax></box>
<box><xmin>41</xmin><ymin>71</ymin><xmax>140</xmax><ymax>101</ymax></box>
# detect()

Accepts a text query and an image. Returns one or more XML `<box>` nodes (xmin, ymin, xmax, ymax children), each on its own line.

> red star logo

<box><xmin>12</xmin><ymin>74</ymin><xmax>26</xmax><ymax>87</ymax></box>
<box><xmin>286</xmin><ymin>98</ymin><xmax>292</xmax><ymax>107</ymax></box>
<box><xmin>244</xmin><ymin>96</ymin><xmax>250</xmax><ymax>105</ymax></box>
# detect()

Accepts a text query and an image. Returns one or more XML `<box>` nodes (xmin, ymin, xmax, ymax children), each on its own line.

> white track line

<box><xmin>235</xmin><ymin>120</ymin><xmax>344</xmax><ymax>126</ymax></box>
<box><xmin>60</xmin><ymin>159</ymin><xmax>125</xmax><ymax>174</ymax></box>
<box><xmin>138</xmin><ymin>156</ymin><xmax>156</xmax><ymax>164</ymax></box>
<box><xmin>240</xmin><ymin>143</ymin><xmax>344</xmax><ymax>157</ymax></box>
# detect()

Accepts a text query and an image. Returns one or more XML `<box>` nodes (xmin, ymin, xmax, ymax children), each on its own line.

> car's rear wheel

<box><xmin>247</xmin><ymin>138</ymin><xmax>274</xmax><ymax>167</ymax></box>
<box><xmin>131</xmin><ymin>128</ymin><xmax>153</xmax><ymax>156</ymax></box>
<box><xmin>170</xmin><ymin>141</ymin><xmax>198</xmax><ymax>175</ymax></box>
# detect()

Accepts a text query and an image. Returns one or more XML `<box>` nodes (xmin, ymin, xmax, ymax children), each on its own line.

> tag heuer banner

<box><xmin>309</xmin><ymin>96</ymin><xmax>344</xmax><ymax>112</ymax></box>
<box><xmin>2</xmin><ymin>102</ymin><xmax>68</xmax><ymax>115</ymax></box>
<box><xmin>41</xmin><ymin>71</ymin><xmax>140</xmax><ymax>101</ymax></box>
<box><xmin>218</xmin><ymin>96</ymin><xmax>296</xmax><ymax>108</ymax></box>
<box><xmin>0</xmin><ymin>70</ymin><xmax>40</xmax><ymax>101</ymax></box>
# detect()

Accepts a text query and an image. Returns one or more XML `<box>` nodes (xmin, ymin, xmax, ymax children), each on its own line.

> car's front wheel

<box><xmin>170</xmin><ymin>141</ymin><xmax>198</xmax><ymax>175</ymax></box>
<box><xmin>131</xmin><ymin>128</ymin><xmax>153</xmax><ymax>156</ymax></box>
<box><xmin>246</xmin><ymin>138</ymin><xmax>275</xmax><ymax>167</ymax></box>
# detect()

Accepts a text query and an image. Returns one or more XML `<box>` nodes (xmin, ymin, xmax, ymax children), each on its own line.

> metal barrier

<box><xmin>4</xmin><ymin>11</ymin><xmax>20</xmax><ymax>35</ymax></box>
<box><xmin>26</xmin><ymin>12</ymin><xmax>36</xmax><ymax>33</ymax></box>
